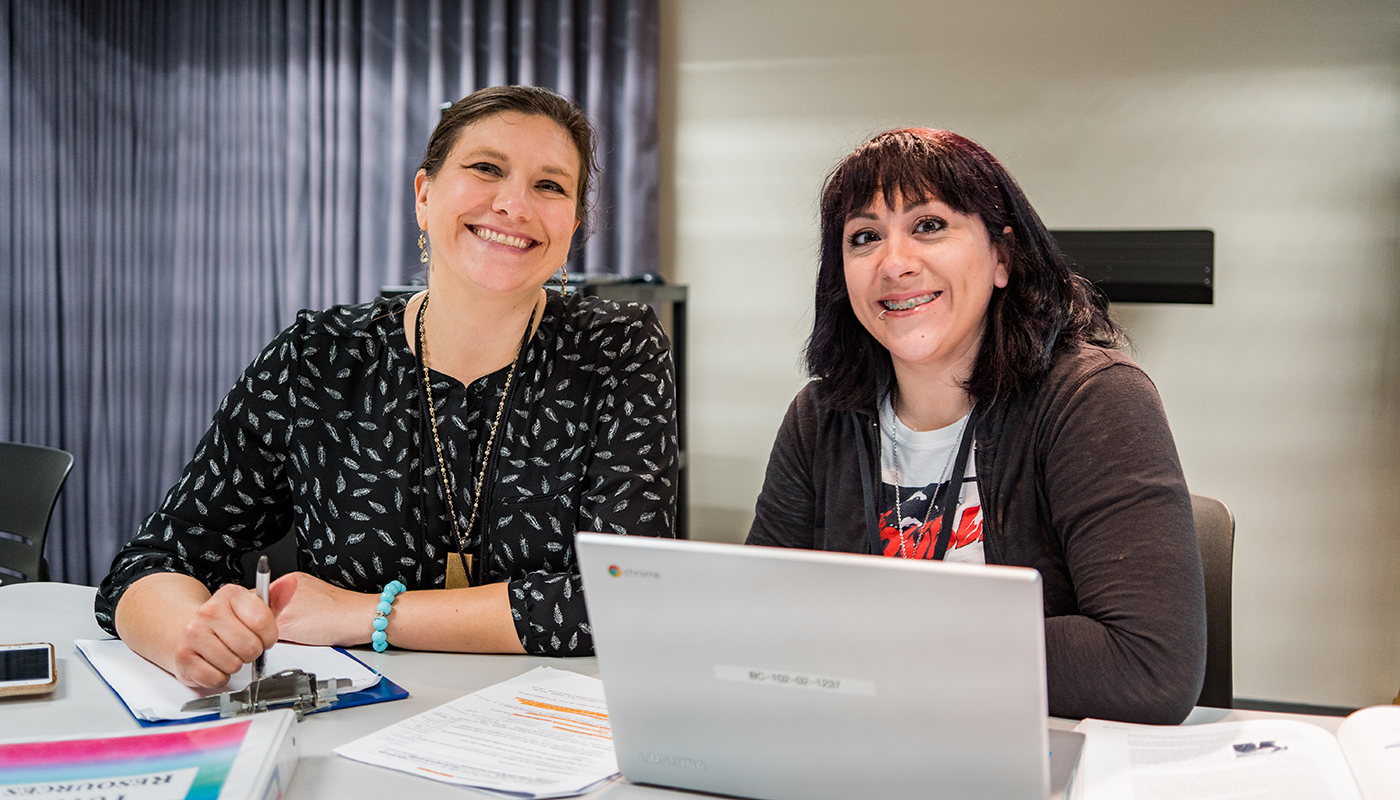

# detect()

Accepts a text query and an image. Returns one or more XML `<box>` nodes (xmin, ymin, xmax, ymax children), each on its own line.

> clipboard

<box><xmin>77</xmin><ymin>639</ymin><xmax>409</xmax><ymax>727</ymax></box>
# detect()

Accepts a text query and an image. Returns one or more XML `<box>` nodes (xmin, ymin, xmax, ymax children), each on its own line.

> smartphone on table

<box><xmin>0</xmin><ymin>642</ymin><xmax>56</xmax><ymax>697</ymax></box>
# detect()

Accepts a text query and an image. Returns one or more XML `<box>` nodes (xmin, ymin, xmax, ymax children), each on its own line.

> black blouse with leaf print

<box><xmin>96</xmin><ymin>291</ymin><xmax>679</xmax><ymax>655</ymax></box>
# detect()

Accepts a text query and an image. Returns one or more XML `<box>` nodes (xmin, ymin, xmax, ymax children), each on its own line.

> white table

<box><xmin>0</xmin><ymin>583</ymin><xmax>1342</xmax><ymax>798</ymax></box>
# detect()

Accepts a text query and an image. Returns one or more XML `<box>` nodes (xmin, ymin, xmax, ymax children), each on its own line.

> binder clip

<box><xmin>181</xmin><ymin>669</ymin><xmax>352</xmax><ymax>720</ymax></box>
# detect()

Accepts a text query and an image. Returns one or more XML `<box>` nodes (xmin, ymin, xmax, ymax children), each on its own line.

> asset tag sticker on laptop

<box><xmin>714</xmin><ymin>665</ymin><xmax>875</xmax><ymax>696</ymax></box>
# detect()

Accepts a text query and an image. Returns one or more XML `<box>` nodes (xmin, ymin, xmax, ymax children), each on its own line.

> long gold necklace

<box><xmin>416</xmin><ymin>292</ymin><xmax>534</xmax><ymax>586</ymax></box>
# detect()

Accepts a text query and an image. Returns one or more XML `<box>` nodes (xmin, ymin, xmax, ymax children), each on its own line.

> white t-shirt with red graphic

<box><xmin>877</xmin><ymin>397</ymin><xmax>984</xmax><ymax>564</ymax></box>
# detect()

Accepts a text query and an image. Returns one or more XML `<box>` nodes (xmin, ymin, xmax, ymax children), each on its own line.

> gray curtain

<box><xmin>1</xmin><ymin>0</ymin><xmax>660</xmax><ymax>585</ymax></box>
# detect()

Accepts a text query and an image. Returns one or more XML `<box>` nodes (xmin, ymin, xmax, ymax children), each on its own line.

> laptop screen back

<box><xmin>577</xmin><ymin>533</ymin><xmax>1051</xmax><ymax>800</ymax></box>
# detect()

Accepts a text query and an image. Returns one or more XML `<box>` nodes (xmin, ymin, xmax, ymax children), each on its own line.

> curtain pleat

<box><xmin>3</xmin><ymin>0</ymin><xmax>659</xmax><ymax>585</ymax></box>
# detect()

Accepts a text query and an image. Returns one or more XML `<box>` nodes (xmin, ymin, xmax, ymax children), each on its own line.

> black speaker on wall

<box><xmin>1051</xmin><ymin>229</ymin><xmax>1214</xmax><ymax>304</ymax></box>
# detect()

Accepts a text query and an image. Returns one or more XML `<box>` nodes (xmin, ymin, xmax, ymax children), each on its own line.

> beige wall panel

<box><xmin>667</xmin><ymin>0</ymin><xmax>1400</xmax><ymax>707</ymax></box>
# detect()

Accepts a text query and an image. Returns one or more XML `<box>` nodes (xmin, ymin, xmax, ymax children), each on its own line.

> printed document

<box><xmin>335</xmin><ymin>666</ymin><xmax>618</xmax><ymax>799</ymax></box>
<box><xmin>1336</xmin><ymin>706</ymin><xmax>1400</xmax><ymax>799</ymax></box>
<box><xmin>1072</xmin><ymin>712</ymin><xmax>1400</xmax><ymax>800</ymax></box>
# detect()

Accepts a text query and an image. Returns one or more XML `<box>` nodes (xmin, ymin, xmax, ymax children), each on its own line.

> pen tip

<box><xmin>258</xmin><ymin>554</ymin><xmax>269</xmax><ymax>572</ymax></box>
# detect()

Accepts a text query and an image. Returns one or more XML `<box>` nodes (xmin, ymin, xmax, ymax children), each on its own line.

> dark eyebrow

<box><xmin>463</xmin><ymin>147</ymin><xmax>576</xmax><ymax>185</ymax></box>
<box><xmin>539</xmin><ymin>165</ymin><xmax>576</xmax><ymax>189</ymax></box>
<box><xmin>463</xmin><ymin>147</ymin><xmax>510</xmax><ymax>163</ymax></box>
<box><xmin>848</xmin><ymin>199</ymin><xmax>947</xmax><ymax>222</ymax></box>
<box><xmin>901</xmin><ymin>198</ymin><xmax>945</xmax><ymax>214</ymax></box>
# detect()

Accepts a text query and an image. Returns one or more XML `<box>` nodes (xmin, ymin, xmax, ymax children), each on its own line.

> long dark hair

<box><xmin>420</xmin><ymin>85</ymin><xmax>599</xmax><ymax>234</ymax></box>
<box><xmin>808</xmin><ymin>128</ymin><xmax>1123</xmax><ymax>409</ymax></box>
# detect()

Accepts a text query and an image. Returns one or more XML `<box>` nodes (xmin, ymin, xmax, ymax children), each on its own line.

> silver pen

<box><xmin>253</xmin><ymin>555</ymin><xmax>270</xmax><ymax>681</ymax></box>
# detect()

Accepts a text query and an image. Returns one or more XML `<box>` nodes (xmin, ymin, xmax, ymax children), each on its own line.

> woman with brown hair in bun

<box><xmin>99</xmin><ymin>85</ymin><xmax>678</xmax><ymax>687</ymax></box>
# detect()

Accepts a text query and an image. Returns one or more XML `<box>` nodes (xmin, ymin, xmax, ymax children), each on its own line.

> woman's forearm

<box><xmin>272</xmin><ymin>573</ymin><xmax>526</xmax><ymax>655</ymax></box>
<box><xmin>379</xmin><ymin>583</ymin><xmax>526</xmax><ymax>654</ymax></box>
<box><xmin>113</xmin><ymin>572</ymin><xmax>213</xmax><ymax>674</ymax></box>
<box><xmin>119</xmin><ymin>570</ymin><xmax>526</xmax><ymax>678</ymax></box>
<box><xmin>114</xmin><ymin>571</ymin><xmax>283</xmax><ymax>688</ymax></box>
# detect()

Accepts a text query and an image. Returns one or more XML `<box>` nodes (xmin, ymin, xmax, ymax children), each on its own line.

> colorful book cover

<box><xmin>0</xmin><ymin>718</ymin><xmax>266</xmax><ymax>800</ymax></box>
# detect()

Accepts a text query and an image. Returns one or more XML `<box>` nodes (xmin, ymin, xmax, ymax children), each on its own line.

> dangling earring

<box><xmin>418</xmin><ymin>231</ymin><xmax>429</xmax><ymax>264</ymax></box>
<box><xmin>557</xmin><ymin>266</ymin><xmax>568</xmax><ymax>293</ymax></box>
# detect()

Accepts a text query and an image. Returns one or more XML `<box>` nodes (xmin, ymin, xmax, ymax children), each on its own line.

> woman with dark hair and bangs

<box><xmin>748</xmin><ymin>128</ymin><xmax>1206</xmax><ymax>724</ymax></box>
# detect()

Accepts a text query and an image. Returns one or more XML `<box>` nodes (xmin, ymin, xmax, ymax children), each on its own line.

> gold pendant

<box><xmin>446</xmin><ymin>552</ymin><xmax>473</xmax><ymax>589</ymax></box>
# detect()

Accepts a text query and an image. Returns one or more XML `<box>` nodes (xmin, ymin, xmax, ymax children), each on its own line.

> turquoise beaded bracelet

<box><xmin>371</xmin><ymin>580</ymin><xmax>407</xmax><ymax>653</ymax></box>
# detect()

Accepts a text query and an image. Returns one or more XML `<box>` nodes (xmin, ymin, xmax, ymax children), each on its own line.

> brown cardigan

<box><xmin>748</xmin><ymin>344</ymin><xmax>1206</xmax><ymax>724</ymax></box>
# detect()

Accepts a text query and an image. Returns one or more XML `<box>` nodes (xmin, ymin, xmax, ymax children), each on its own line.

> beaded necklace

<box><xmin>416</xmin><ymin>292</ymin><xmax>537</xmax><ymax>584</ymax></box>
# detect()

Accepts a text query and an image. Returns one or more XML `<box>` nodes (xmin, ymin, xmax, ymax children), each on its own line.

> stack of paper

<box><xmin>336</xmin><ymin>666</ymin><xmax>619</xmax><ymax>799</ymax></box>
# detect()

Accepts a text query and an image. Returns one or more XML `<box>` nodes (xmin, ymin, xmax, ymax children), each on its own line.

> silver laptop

<box><xmin>577</xmin><ymin>533</ymin><xmax>1077</xmax><ymax>800</ymax></box>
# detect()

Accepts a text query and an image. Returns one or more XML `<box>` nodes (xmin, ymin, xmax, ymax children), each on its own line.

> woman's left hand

<box><xmin>270</xmin><ymin>572</ymin><xmax>378</xmax><ymax>647</ymax></box>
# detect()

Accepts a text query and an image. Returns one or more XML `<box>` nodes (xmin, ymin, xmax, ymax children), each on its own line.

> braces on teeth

<box><xmin>883</xmin><ymin>292</ymin><xmax>939</xmax><ymax>311</ymax></box>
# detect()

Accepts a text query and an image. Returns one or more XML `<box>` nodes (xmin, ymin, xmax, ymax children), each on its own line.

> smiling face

<box><xmin>414</xmin><ymin>111</ymin><xmax>581</xmax><ymax>300</ymax></box>
<box><xmin>842</xmin><ymin>192</ymin><xmax>1009</xmax><ymax>387</ymax></box>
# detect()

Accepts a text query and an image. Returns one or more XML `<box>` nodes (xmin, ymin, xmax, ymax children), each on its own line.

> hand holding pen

<box><xmin>124</xmin><ymin>563</ymin><xmax>297</xmax><ymax>690</ymax></box>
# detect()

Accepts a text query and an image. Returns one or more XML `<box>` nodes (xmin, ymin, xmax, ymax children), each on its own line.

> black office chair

<box><xmin>1191</xmin><ymin>493</ymin><xmax>1235</xmax><ymax>709</ymax></box>
<box><xmin>0</xmin><ymin>442</ymin><xmax>75</xmax><ymax>585</ymax></box>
